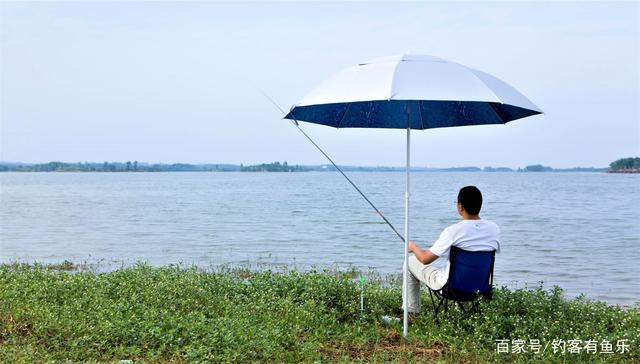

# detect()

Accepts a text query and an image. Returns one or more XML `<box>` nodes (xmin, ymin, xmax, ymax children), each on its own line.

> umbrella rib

<box><xmin>337</xmin><ymin>102</ymin><xmax>351</xmax><ymax>129</ymax></box>
<box><xmin>466</xmin><ymin>68</ymin><xmax>510</xmax><ymax>124</ymax></box>
<box><xmin>388</xmin><ymin>59</ymin><xmax>401</xmax><ymax>101</ymax></box>
<box><xmin>488</xmin><ymin>103</ymin><xmax>508</xmax><ymax>124</ymax></box>
<box><xmin>418</xmin><ymin>101</ymin><xmax>425</xmax><ymax>129</ymax></box>
<box><xmin>467</xmin><ymin>68</ymin><xmax>502</xmax><ymax>104</ymax></box>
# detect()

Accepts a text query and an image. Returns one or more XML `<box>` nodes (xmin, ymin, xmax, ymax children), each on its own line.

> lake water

<box><xmin>1</xmin><ymin>172</ymin><xmax>638</xmax><ymax>305</ymax></box>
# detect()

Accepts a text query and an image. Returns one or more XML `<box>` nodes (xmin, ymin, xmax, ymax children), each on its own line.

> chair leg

<box><xmin>429</xmin><ymin>296</ymin><xmax>483</xmax><ymax>325</ymax></box>
<box><xmin>472</xmin><ymin>299</ymin><xmax>481</xmax><ymax>314</ymax></box>
<box><xmin>457</xmin><ymin>301</ymin><xmax>467</xmax><ymax>314</ymax></box>
<box><xmin>428</xmin><ymin>288</ymin><xmax>441</xmax><ymax>326</ymax></box>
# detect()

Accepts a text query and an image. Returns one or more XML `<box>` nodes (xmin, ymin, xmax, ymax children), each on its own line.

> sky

<box><xmin>0</xmin><ymin>1</ymin><xmax>638</xmax><ymax>169</ymax></box>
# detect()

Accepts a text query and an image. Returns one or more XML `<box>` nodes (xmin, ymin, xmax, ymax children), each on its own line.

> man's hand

<box><xmin>407</xmin><ymin>240</ymin><xmax>439</xmax><ymax>265</ymax></box>
<box><xmin>407</xmin><ymin>240</ymin><xmax>418</xmax><ymax>252</ymax></box>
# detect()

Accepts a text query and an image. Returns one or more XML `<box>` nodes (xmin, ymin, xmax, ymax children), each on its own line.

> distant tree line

<box><xmin>483</xmin><ymin>167</ymin><xmax>514</xmax><ymax>172</ymax></box>
<box><xmin>240</xmin><ymin>161</ymin><xmax>307</xmax><ymax>172</ymax></box>
<box><xmin>0</xmin><ymin>161</ymin><xmax>241</xmax><ymax>172</ymax></box>
<box><xmin>609</xmin><ymin>157</ymin><xmax>640</xmax><ymax>173</ymax></box>
<box><xmin>0</xmin><ymin>161</ymin><xmax>620</xmax><ymax>173</ymax></box>
<box><xmin>519</xmin><ymin>164</ymin><xmax>554</xmax><ymax>172</ymax></box>
<box><xmin>516</xmin><ymin>164</ymin><xmax>608</xmax><ymax>172</ymax></box>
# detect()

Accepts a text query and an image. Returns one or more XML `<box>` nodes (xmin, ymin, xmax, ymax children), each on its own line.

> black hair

<box><xmin>457</xmin><ymin>186</ymin><xmax>482</xmax><ymax>215</ymax></box>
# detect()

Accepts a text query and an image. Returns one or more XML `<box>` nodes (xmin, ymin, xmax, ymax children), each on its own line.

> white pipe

<box><xmin>403</xmin><ymin>109</ymin><xmax>411</xmax><ymax>338</ymax></box>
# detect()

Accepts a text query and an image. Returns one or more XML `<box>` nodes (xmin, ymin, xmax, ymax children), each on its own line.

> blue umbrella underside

<box><xmin>285</xmin><ymin>100</ymin><xmax>541</xmax><ymax>129</ymax></box>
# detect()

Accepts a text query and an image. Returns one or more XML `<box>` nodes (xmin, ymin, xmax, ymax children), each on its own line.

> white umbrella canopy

<box><xmin>284</xmin><ymin>54</ymin><xmax>542</xmax><ymax>337</ymax></box>
<box><xmin>287</xmin><ymin>53</ymin><xmax>541</xmax><ymax>129</ymax></box>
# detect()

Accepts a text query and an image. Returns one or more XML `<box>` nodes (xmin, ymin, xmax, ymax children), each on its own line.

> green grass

<box><xmin>0</xmin><ymin>263</ymin><xmax>638</xmax><ymax>363</ymax></box>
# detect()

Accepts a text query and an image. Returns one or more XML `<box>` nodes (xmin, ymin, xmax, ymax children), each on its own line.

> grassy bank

<box><xmin>0</xmin><ymin>263</ymin><xmax>638</xmax><ymax>363</ymax></box>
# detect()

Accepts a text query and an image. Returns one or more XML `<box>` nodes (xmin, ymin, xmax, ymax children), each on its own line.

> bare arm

<box><xmin>408</xmin><ymin>240</ymin><xmax>439</xmax><ymax>265</ymax></box>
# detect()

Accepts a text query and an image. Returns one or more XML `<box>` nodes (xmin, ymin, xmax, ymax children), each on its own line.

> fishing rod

<box><xmin>259</xmin><ymin>89</ymin><xmax>405</xmax><ymax>243</ymax></box>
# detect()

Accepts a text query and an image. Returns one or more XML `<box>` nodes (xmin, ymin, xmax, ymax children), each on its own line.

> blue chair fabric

<box><xmin>428</xmin><ymin>246</ymin><xmax>496</xmax><ymax>325</ymax></box>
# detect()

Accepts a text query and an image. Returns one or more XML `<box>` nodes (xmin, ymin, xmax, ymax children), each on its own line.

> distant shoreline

<box><xmin>1</xmin><ymin>169</ymin><xmax>621</xmax><ymax>173</ymax></box>
<box><xmin>0</xmin><ymin>161</ymin><xmax>614</xmax><ymax>173</ymax></box>
<box><xmin>607</xmin><ymin>169</ymin><xmax>640</xmax><ymax>174</ymax></box>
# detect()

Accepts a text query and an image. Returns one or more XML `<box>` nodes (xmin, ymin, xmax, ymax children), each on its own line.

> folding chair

<box><xmin>427</xmin><ymin>246</ymin><xmax>496</xmax><ymax>325</ymax></box>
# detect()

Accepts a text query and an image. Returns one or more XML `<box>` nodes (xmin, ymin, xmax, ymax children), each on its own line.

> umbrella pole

<box><xmin>403</xmin><ymin>109</ymin><xmax>411</xmax><ymax>338</ymax></box>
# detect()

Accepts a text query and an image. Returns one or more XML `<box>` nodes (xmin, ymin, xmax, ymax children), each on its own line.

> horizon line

<box><xmin>0</xmin><ymin>160</ymin><xmax>613</xmax><ymax>170</ymax></box>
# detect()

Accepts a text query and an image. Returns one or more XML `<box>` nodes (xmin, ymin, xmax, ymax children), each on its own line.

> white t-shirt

<box><xmin>428</xmin><ymin>219</ymin><xmax>501</xmax><ymax>288</ymax></box>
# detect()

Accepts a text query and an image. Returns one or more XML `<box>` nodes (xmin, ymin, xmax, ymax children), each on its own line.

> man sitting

<box><xmin>404</xmin><ymin>185</ymin><xmax>500</xmax><ymax>316</ymax></box>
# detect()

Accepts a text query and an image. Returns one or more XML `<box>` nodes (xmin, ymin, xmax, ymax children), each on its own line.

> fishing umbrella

<box><xmin>283</xmin><ymin>53</ymin><xmax>542</xmax><ymax>337</ymax></box>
